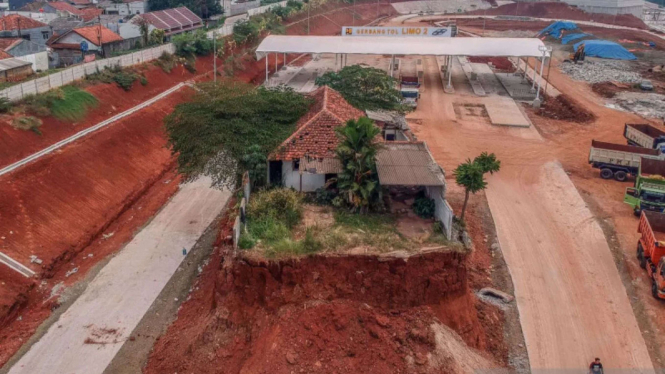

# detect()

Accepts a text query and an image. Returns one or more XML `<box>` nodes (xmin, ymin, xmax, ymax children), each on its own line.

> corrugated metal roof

<box><xmin>301</xmin><ymin>157</ymin><xmax>342</xmax><ymax>174</ymax></box>
<box><xmin>376</xmin><ymin>142</ymin><xmax>445</xmax><ymax>186</ymax></box>
<box><xmin>0</xmin><ymin>57</ymin><xmax>31</xmax><ymax>71</ymax></box>
<box><xmin>141</xmin><ymin>7</ymin><xmax>202</xmax><ymax>35</ymax></box>
<box><xmin>366</xmin><ymin>109</ymin><xmax>408</xmax><ymax>130</ymax></box>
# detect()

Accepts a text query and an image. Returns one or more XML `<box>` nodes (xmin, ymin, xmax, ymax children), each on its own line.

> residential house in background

<box><xmin>49</xmin><ymin>16</ymin><xmax>84</xmax><ymax>34</ymax></box>
<box><xmin>99</xmin><ymin>0</ymin><xmax>147</xmax><ymax>16</ymax></box>
<box><xmin>0</xmin><ymin>14</ymin><xmax>51</xmax><ymax>46</ymax></box>
<box><xmin>136</xmin><ymin>7</ymin><xmax>202</xmax><ymax>38</ymax></box>
<box><xmin>0</xmin><ymin>54</ymin><xmax>33</xmax><ymax>81</ymax></box>
<box><xmin>117</xmin><ymin>14</ymin><xmax>151</xmax><ymax>41</ymax></box>
<box><xmin>48</xmin><ymin>24</ymin><xmax>124</xmax><ymax>65</ymax></box>
<box><xmin>19</xmin><ymin>1</ymin><xmax>102</xmax><ymax>21</ymax></box>
<box><xmin>0</xmin><ymin>37</ymin><xmax>47</xmax><ymax>70</ymax></box>
<box><xmin>65</xmin><ymin>0</ymin><xmax>94</xmax><ymax>10</ymax></box>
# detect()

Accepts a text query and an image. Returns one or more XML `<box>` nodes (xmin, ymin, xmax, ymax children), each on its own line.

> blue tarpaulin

<box><xmin>539</xmin><ymin>21</ymin><xmax>577</xmax><ymax>38</ymax></box>
<box><xmin>573</xmin><ymin>40</ymin><xmax>637</xmax><ymax>60</ymax></box>
<box><xmin>561</xmin><ymin>33</ymin><xmax>592</xmax><ymax>45</ymax></box>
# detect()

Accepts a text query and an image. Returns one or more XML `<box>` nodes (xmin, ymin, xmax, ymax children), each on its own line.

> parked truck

<box><xmin>624</xmin><ymin>123</ymin><xmax>665</xmax><ymax>149</ymax></box>
<box><xmin>400</xmin><ymin>86</ymin><xmax>419</xmax><ymax>108</ymax></box>
<box><xmin>589</xmin><ymin>140</ymin><xmax>663</xmax><ymax>181</ymax></box>
<box><xmin>636</xmin><ymin>211</ymin><xmax>665</xmax><ymax>299</ymax></box>
<box><xmin>399</xmin><ymin>59</ymin><xmax>421</xmax><ymax>87</ymax></box>
<box><xmin>624</xmin><ymin>158</ymin><xmax>665</xmax><ymax>215</ymax></box>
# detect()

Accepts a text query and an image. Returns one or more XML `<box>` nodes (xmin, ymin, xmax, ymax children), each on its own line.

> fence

<box><xmin>230</xmin><ymin>0</ymin><xmax>261</xmax><ymax>16</ymax></box>
<box><xmin>233</xmin><ymin>172</ymin><xmax>252</xmax><ymax>249</ymax></box>
<box><xmin>208</xmin><ymin>0</ymin><xmax>291</xmax><ymax>38</ymax></box>
<box><xmin>0</xmin><ymin>43</ymin><xmax>175</xmax><ymax>102</ymax></box>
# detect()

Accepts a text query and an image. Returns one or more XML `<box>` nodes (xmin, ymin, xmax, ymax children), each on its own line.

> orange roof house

<box><xmin>48</xmin><ymin>25</ymin><xmax>123</xmax><ymax>50</ymax></box>
<box><xmin>271</xmin><ymin>86</ymin><xmax>365</xmax><ymax>162</ymax></box>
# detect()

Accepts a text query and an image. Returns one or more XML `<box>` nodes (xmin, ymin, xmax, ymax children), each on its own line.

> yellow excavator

<box><xmin>571</xmin><ymin>43</ymin><xmax>586</xmax><ymax>64</ymax></box>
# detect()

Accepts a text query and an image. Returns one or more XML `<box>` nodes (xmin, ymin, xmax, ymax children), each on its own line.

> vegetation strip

<box><xmin>0</xmin><ymin>83</ymin><xmax>185</xmax><ymax>177</ymax></box>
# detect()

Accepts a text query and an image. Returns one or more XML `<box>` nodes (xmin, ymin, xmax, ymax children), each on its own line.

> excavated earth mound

<box><xmin>146</xmin><ymin>250</ymin><xmax>500</xmax><ymax>374</ymax></box>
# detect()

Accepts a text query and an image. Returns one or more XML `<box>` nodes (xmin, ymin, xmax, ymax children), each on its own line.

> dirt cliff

<box><xmin>145</xmin><ymin>250</ymin><xmax>499</xmax><ymax>374</ymax></box>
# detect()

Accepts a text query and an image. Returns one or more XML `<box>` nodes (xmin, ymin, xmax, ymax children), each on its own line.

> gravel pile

<box><xmin>614</xmin><ymin>91</ymin><xmax>665</xmax><ymax>119</ymax></box>
<box><xmin>559</xmin><ymin>61</ymin><xmax>643</xmax><ymax>84</ymax></box>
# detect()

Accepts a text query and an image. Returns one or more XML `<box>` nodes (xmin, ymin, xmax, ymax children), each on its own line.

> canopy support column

<box><xmin>447</xmin><ymin>56</ymin><xmax>452</xmax><ymax>88</ymax></box>
<box><xmin>283</xmin><ymin>53</ymin><xmax>286</xmax><ymax>69</ymax></box>
<box><xmin>531</xmin><ymin>57</ymin><xmax>537</xmax><ymax>91</ymax></box>
<box><xmin>536</xmin><ymin>54</ymin><xmax>547</xmax><ymax>101</ymax></box>
<box><xmin>522</xmin><ymin>57</ymin><xmax>528</xmax><ymax>82</ymax></box>
<box><xmin>265</xmin><ymin>54</ymin><xmax>268</xmax><ymax>85</ymax></box>
<box><xmin>275</xmin><ymin>52</ymin><xmax>278</xmax><ymax>72</ymax></box>
<box><xmin>390</xmin><ymin>54</ymin><xmax>395</xmax><ymax>77</ymax></box>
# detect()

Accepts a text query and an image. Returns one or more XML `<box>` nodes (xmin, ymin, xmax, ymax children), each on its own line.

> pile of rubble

<box><xmin>559</xmin><ymin>60</ymin><xmax>642</xmax><ymax>84</ymax></box>
<box><xmin>612</xmin><ymin>91</ymin><xmax>665</xmax><ymax>119</ymax></box>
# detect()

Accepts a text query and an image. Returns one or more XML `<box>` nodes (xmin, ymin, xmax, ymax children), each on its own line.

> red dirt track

<box><xmin>469</xmin><ymin>2</ymin><xmax>648</xmax><ymax>29</ymax></box>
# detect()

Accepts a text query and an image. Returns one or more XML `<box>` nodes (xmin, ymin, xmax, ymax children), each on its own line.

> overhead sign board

<box><xmin>343</xmin><ymin>26</ymin><xmax>455</xmax><ymax>37</ymax></box>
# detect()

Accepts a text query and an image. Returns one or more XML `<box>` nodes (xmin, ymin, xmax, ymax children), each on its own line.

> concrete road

<box><xmin>8</xmin><ymin>177</ymin><xmax>230</xmax><ymax>374</ymax></box>
<box><xmin>411</xmin><ymin>55</ymin><xmax>654</xmax><ymax>372</ymax></box>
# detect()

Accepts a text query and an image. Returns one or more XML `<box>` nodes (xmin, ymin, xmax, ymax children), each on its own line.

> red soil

<box><xmin>469</xmin><ymin>2</ymin><xmax>648</xmax><ymax>29</ymax></box>
<box><xmin>145</xmin><ymin>250</ymin><xmax>500</xmax><ymax>374</ymax></box>
<box><xmin>0</xmin><ymin>55</ymin><xmax>217</xmax><ymax>169</ymax></box>
<box><xmin>536</xmin><ymin>93</ymin><xmax>596</xmax><ymax>123</ymax></box>
<box><xmin>467</xmin><ymin>56</ymin><xmax>515</xmax><ymax>72</ymax></box>
<box><xmin>0</xmin><ymin>1</ymin><xmax>402</xmax><ymax>367</ymax></box>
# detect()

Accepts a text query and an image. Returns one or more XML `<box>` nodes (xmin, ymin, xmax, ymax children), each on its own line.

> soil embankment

<box><xmin>146</xmin><ymin>250</ymin><xmax>499</xmax><ymax>374</ymax></box>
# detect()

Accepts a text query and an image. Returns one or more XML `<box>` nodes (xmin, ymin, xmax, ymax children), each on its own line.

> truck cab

<box><xmin>637</xmin><ymin>211</ymin><xmax>665</xmax><ymax>299</ymax></box>
<box><xmin>624</xmin><ymin>158</ymin><xmax>665</xmax><ymax>216</ymax></box>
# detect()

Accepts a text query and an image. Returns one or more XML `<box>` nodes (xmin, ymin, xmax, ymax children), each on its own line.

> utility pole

<box><xmin>98</xmin><ymin>15</ymin><xmax>104</xmax><ymax>58</ymax></box>
<box><xmin>307</xmin><ymin>1</ymin><xmax>310</xmax><ymax>35</ymax></box>
<box><xmin>213</xmin><ymin>29</ymin><xmax>216</xmax><ymax>83</ymax></box>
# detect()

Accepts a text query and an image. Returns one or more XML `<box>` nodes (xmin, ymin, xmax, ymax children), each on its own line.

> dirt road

<box><xmin>413</xmin><ymin>55</ymin><xmax>654</xmax><ymax>371</ymax></box>
<box><xmin>6</xmin><ymin>177</ymin><xmax>230</xmax><ymax>374</ymax></box>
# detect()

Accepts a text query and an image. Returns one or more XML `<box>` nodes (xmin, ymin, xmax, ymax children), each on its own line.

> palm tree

<box><xmin>453</xmin><ymin>152</ymin><xmax>501</xmax><ymax>222</ymax></box>
<box><xmin>335</xmin><ymin>117</ymin><xmax>382</xmax><ymax>213</ymax></box>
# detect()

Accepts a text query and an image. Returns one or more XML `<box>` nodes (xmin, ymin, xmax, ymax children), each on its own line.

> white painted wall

<box><xmin>282</xmin><ymin>161</ymin><xmax>326</xmax><ymax>192</ymax></box>
<box><xmin>16</xmin><ymin>51</ymin><xmax>48</xmax><ymax>72</ymax></box>
<box><xmin>118</xmin><ymin>21</ymin><xmax>154</xmax><ymax>40</ymax></box>
<box><xmin>58</xmin><ymin>32</ymin><xmax>101</xmax><ymax>50</ymax></box>
<box><xmin>102</xmin><ymin>1</ymin><xmax>147</xmax><ymax>15</ymax></box>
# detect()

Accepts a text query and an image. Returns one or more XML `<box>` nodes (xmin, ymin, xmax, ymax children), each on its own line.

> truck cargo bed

<box><xmin>641</xmin><ymin>158</ymin><xmax>665</xmax><ymax>177</ymax></box>
<box><xmin>643</xmin><ymin>211</ymin><xmax>665</xmax><ymax>241</ymax></box>
<box><xmin>627</xmin><ymin>124</ymin><xmax>665</xmax><ymax>139</ymax></box>
<box><xmin>591</xmin><ymin>140</ymin><xmax>660</xmax><ymax>155</ymax></box>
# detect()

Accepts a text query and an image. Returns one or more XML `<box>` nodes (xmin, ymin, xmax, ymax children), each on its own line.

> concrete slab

<box><xmin>471</xmin><ymin>63</ymin><xmax>507</xmax><ymax>96</ymax></box>
<box><xmin>495</xmin><ymin>72</ymin><xmax>537</xmax><ymax>101</ymax></box>
<box><xmin>484</xmin><ymin>96</ymin><xmax>531</xmax><ymax>127</ymax></box>
<box><xmin>457</xmin><ymin>56</ymin><xmax>485</xmax><ymax>96</ymax></box>
<box><xmin>8</xmin><ymin>177</ymin><xmax>230</xmax><ymax>374</ymax></box>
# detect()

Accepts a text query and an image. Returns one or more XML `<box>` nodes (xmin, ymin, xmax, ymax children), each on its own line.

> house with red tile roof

<box><xmin>0</xmin><ymin>14</ymin><xmax>52</xmax><ymax>47</ymax></box>
<box><xmin>21</xmin><ymin>1</ymin><xmax>104</xmax><ymax>22</ymax></box>
<box><xmin>267</xmin><ymin>85</ymin><xmax>451</xmax><ymax>234</ymax></box>
<box><xmin>48</xmin><ymin>24</ymin><xmax>125</xmax><ymax>65</ymax></box>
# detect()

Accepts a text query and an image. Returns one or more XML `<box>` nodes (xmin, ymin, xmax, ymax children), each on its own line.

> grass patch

<box><xmin>333</xmin><ymin>211</ymin><xmax>396</xmax><ymax>232</ymax></box>
<box><xmin>12</xmin><ymin>116</ymin><xmax>42</xmax><ymax>134</ymax></box>
<box><xmin>22</xmin><ymin>86</ymin><xmax>98</xmax><ymax>122</ymax></box>
<box><xmin>49</xmin><ymin>86</ymin><xmax>98</xmax><ymax>121</ymax></box>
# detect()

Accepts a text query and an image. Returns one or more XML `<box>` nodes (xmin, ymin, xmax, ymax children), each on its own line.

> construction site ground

<box><xmin>3</xmin><ymin>1</ymin><xmax>665</xmax><ymax>373</ymax></box>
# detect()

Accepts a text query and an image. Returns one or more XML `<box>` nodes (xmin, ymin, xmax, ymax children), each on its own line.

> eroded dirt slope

<box><xmin>145</xmin><ymin>251</ymin><xmax>500</xmax><ymax>374</ymax></box>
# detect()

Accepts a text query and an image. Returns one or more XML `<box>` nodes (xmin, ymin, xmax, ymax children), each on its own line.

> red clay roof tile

<box><xmin>0</xmin><ymin>14</ymin><xmax>47</xmax><ymax>31</ymax></box>
<box><xmin>272</xmin><ymin>86</ymin><xmax>365</xmax><ymax>161</ymax></box>
<box><xmin>72</xmin><ymin>25</ymin><xmax>122</xmax><ymax>45</ymax></box>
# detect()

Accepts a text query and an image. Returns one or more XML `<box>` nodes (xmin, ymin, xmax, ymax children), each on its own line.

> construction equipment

<box><xmin>589</xmin><ymin>140</ymin><xmax>665</xmax><ymax>181</ymax></box>
<box><xmin>624</xmin><ymin>158</ymin><xmax>665</xmax><ymax>215</ymax></box>
<box><xmin>624</xmin><ymin>123</ymin><xmax>665</xmax><ymax>149</ymax></box>
<box><xmin>571</xmin><ymin>43</ymin><xmax>585</xmax><ymax>63</ymax></box>
<box><xmin>636</xmin><ymin>211</ymin><xmax>665</xmax><ymax>299</ymax></box>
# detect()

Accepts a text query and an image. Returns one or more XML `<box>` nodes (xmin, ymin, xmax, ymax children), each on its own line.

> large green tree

<box><xmin>316</xmin><ymin>65</ymin><xmax>405</xmax><ymax>112</ymax></box>
<box><xmin>453</xmin><ymin>152</ymin><xmax>501</xmax><ymax>222</ymax></box>
<box><xmin>165</xmin><ymin>81</ymin><xmax>311</xmax><ymax>188</ymax></box>
<box><xmin>335</xmin><ymin>117</ymin><xmax>382</xmax><ymax>213</ymax></box>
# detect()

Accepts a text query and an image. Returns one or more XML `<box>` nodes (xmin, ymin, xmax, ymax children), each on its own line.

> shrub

<box><xmin>248</xmin><ymin>217</ymin><xmax>290</xmax><ymax>242</ymax></box>
<box><xmin>412</xmin><ymin>196</ymin><xmax>435</xmax><ymax>219</ymax></box>
<box><xmin>12</xmin><ymin>116</ymin><xmax>42</xmax><ymax>134</ymax></box>
<box><xmin>49</xmin><ymin>86</ymin><xmax>98</xmax><ymax>122</ymax></box>
<box><xmin>113</xmin><ymin>71</ymin><xmax>137</xmax><ymax>91</ymax></box>
<box><xmin>238</xmin><ymin>232</ymin><xmax>256</xmax><ymax>249</ymax></box>
<box><xmin>156</xmin><ymin>52</ymin><xmax>176</xmax><ymax>73</ymax></box>
<box><xmin>183</xmin><ymin>60</ymin><xmax>197</xmax><ymax>73</ymax></box>
<box><xmin>301</xmin><ymin>228</ymin><xmax>322</xmax><ymax>253</ymax></box>
<box><xmin>140</xmin><ymin>75</ymin><xmax>148</xmax><ymax>86</ymax></box>
<box><xmin>248</xmin><ymin>188</ymin><xmax>303</xmax><ymax>228</ymax></box>
<box><xmin>310</xmin><ymin>187</ymin><xmax>336</xmax><ymax>205</ymax></box>
<box><xmin>0</xmin><ymin>97</ymin><xmax>11</xmax><ymax>113</ymax></box>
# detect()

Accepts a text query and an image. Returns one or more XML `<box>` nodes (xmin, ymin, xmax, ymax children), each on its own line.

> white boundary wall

<box><xmin>0</xmin><ymin>44</ymin><xmax>175</xmax><ymax>102</ymax></box>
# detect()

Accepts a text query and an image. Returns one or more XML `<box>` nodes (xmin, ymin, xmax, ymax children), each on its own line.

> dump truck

<box><xmin>399</xmin><ymin>59</ymin><xmax>420</xmax><ymax>87</ymax></box>
<box><xmin>624</xmin><ymin>123</ymin><xmax>665</xmax><ymax>149</ymax></box>
<box><xmin>624</xmin><ymin>158</ymin><xmax>665</xmax><ymax>216</ymax></box>
<box><xmin>589</xmin><ymin>140</ymin><xmax>664</xmax><ymax>181</ymax></box>
<box><xmin>636</xmin><ymin>211</ymin><xmax>665</xmax><ymax>299</ymax></box>
<box><xmin>400</xmin><ymin>86</ymin><xmax>419</xmax><ymax>108</ymax></box>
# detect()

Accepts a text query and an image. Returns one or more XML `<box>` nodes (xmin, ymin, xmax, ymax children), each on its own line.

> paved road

<box><xmin>8</xmin><ymin>177</ymin><xmax>230</xmax><ymax>374</ymax></box>
<box><xmin>412</xmin><ymin>55</ymin><xmax>654</xmax><ymax>372</ymax></box>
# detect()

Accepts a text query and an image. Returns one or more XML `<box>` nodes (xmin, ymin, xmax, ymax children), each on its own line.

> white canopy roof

<box><xmin>256</xmin><ymin>35</ymin><xmax>549</xmax><ymax>59</ymax></box>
